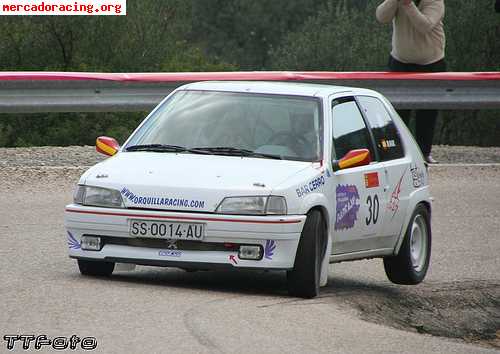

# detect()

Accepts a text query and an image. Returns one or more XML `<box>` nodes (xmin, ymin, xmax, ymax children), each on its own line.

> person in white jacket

<box><xmin>376</xmin><ymin>0</ymin><xmax>446</xmax><ymax>164</ymax></box>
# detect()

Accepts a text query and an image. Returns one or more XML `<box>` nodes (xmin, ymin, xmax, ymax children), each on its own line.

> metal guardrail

<box><xmin>0</xmin><ymin>71</ymin><xmax>499</xmax><ymax>113</ymax></box>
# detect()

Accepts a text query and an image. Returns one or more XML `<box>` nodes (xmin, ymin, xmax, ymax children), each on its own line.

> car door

<box><xmin>356</xmin><ymin>95</ymin><xmax>411</xmax><ymax>246</ymax></box>
<box><xmin>330</xmin><ymin>96</ymin><xmax>389</xmax><ymax>255</ymax></box>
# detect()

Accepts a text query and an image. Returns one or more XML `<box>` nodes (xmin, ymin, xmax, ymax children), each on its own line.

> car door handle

<box><xmin>384</xmin><ymin>168</ymin><xmax>389</xmax><ymax>191</ymax></box>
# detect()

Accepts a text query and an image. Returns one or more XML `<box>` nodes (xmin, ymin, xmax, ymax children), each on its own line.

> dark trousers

<box><xmin>388</xmin><ymin>56</ymin><xmax>447</xmax><ymax>156</ymax></box>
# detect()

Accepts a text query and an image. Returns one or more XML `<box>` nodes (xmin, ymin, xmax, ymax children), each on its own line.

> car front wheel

<box><xmin>77</xmin><ymin>259</ymin><xmax>115</xmax><ymax>277</ymax></box>
<box><xmin>384</xmin><ymin>204</ymin><xmax>431</xmax><ymax>285</ymax></box>
<box><xmin>287</xmin><ymin>209</ymin><xmax>327</xmax><ymax>298</ymax></box>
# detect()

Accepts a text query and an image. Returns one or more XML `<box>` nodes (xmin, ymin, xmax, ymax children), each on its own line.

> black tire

<box><xmin>287</xmin><ymin>210</ymin><xmax>327</xmax><ymax>298</ymax></box>
<box><xmin>77</xmin><ymin>259</ymin><xmax>115</xmax><ymax>277</ymax></box>
<box><xmin>384</xmin><ymin>204</ymin><xmax>431</xmax><ymax>285</ymax></box>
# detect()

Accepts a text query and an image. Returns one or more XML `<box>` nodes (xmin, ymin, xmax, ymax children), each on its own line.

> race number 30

<box><xmin>366</xmin><ymin>195</ymin><xmax>379</xmax><ymax>225</ymax></box>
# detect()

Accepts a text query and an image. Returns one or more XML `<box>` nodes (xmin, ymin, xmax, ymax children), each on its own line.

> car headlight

<box><xmin>73</xmin><ymin>185</ymin><xmax>124</xmax><ymax>208</ymax></box>
<box><xmin>216</xmin><ymin>196</ymin><xmax>287</xmax><ymax>215</ymax></box>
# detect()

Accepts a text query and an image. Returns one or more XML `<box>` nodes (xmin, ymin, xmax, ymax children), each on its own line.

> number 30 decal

<box><xmin>366</xmin><ymin>195</ymin><xmax>379</xmax><ymax>225</ymax></box>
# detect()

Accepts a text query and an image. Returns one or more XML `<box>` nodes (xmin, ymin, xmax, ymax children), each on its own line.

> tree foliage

<box><xmin>270</xmin><ymin>1</ymin><xmax>390</xmax><ymax>70</ymax></box>
<box><xmin>0</xmin><ymin>0</ymin><xmax>498</xmax><ymax>147</ymax></box>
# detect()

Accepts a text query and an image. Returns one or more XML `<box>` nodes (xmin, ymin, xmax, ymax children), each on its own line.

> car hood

<box><xmin>81</xmin><ymin>152</ymin><xmax>312</xmax><ymax>212</ymax></box>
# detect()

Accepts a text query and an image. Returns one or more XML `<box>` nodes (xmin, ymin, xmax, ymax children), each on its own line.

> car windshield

<box><xmin>125</xmin><ymin>90</ymin><xmax>323</xmax><ymax>162</ymax></box>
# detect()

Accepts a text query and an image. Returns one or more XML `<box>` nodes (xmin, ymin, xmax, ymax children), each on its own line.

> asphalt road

<box><xmin>0</xmin><ymin>165</ymin><xmax>499</xmax><ymax>354</ymax></box>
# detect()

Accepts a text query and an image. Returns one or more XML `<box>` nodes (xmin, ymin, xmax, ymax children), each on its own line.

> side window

<box><xmin>332</xmin><ymin>98</ymin><xmax>375</xmax><ymax>160</ymax></box>
<box><xmin>357</xmin><ymin>96</ymin><xmax>404</xmax><ymax>161</ymax></box>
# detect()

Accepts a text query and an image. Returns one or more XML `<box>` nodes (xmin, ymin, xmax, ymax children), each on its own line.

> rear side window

<box><xmin>357</xmin><ymin>96</ymin><xmax>404</xmax><ymax>161</ymax></box>
<box><xmin>331</xmin><ymin>98</ymin><xmax>375</xmax><ymax>160</ymax></box>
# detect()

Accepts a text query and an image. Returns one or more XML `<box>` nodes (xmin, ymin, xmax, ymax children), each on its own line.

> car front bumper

<box><xmin>64</xmin><ymin>204</ymin><xmax>306</xmax><ymax>270</ymax></box>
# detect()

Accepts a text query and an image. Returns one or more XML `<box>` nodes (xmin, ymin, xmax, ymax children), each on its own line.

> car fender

<box><xmin>298</xmin><ymin>192</ymin><xmax>332</xmax><ymax>287</ymax></box>
<box><xmin>393</xmin><ymin>186</ymin><xmax>432</xmax><ymax>255</ymax></box>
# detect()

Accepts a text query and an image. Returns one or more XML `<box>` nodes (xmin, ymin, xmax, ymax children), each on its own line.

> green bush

<box><xmin>0</xmin><ymin>113</ymin><xmax>145</xmax><ymax>147</ymax></box>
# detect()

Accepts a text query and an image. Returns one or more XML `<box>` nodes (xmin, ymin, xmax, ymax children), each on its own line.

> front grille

<box><xmin>96</xmin><ymin>236</ymin><xmax>239</xmax><ymax>252</ymax></box>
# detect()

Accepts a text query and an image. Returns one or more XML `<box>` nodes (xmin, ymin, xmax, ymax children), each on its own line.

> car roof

<box><xmin>178</xmin><ymin>81</ymin><xmax>377</xmax><ymax>98</ymax></box>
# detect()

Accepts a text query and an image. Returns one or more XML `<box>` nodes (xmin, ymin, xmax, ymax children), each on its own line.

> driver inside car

<box><xmin>290</xmin><ymin>112</ymin><xmax>319</xmax><ymax>159</ymax></box>
<box><xmin>265</xmin><ymin>111</ymin><xmax>318</xmax><ymax>159</ymax></box>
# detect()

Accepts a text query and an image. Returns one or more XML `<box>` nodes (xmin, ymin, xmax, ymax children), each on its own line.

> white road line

<box><xmin>429</xmin><ymin>163</ymin><xmax>500</xmax><ymax>167</ymax></box>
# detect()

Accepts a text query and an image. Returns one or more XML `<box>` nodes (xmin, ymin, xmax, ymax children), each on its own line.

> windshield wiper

<box><xmin>189</xmin><ymin>147</ymin><xmax>282</xmax><ymax>160</ymax></box>
<box><xmin>125</xmin><ymin>144</ymin><xmax>187</xmax><ymax>152</ymax></box>
<box><xmin>126</xmin><ymin>145</ymin><xmax>282</xmax><ymax>159</ymax></box>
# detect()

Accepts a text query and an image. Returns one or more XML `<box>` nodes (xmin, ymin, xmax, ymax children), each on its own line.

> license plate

<box><xmin>129</xmin><ymin>219</ymin><xmax>205</xmax><ymax>240</ymax></box>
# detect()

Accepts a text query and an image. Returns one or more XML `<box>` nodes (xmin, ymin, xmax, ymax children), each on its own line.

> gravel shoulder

<box><xmin>1</xmin><ymin>145</ymin><xmax>500</xmax><ymax>168</ymax></box>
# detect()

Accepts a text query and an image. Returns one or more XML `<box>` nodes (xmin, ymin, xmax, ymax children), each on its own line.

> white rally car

<box><xmin>65</xmin><ymin>81</ymin><xmax>431</xmax><ymax>298</ymax></box>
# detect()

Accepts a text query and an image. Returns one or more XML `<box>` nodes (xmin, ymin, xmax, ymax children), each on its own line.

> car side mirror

<box><xmin>96</xmin><ymin>136</ymin><xmax>120</xmax><ymax>156</ymax></box>
<box><xmin>332</xmin><ymin>149</ymin><xmax>371</xmax><ymax>171</ymax></box>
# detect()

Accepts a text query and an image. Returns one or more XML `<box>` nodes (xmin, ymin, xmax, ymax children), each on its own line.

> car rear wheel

<box><xmin>384</xmin><ymin>204</ymin><xmax>431</xmax><ymax>285</ymax></box>
<box><xmin>287</xmin><ymin>209</ymin><xmax>327</xmax><ymax>298</ymax></box>
<box><xmin>77</xmin><ymin>259</ymin><xmax>115</xmax><ymax>277</ymax></box>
